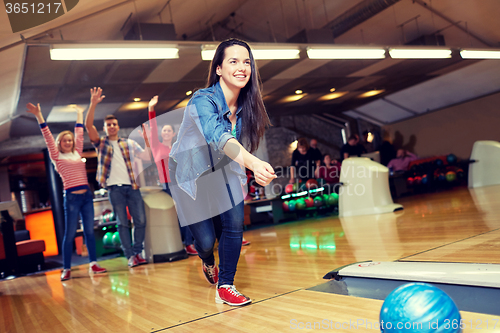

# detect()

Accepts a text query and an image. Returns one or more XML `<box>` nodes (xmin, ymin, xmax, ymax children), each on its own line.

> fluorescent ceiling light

<box><xmin>389</xmin><ymin>48</ymin><xmax>451</xmax><ymax>59</ymax></box>
<box><xmin>50</xmin><ymin>44</ymin><xmax>179</xmax><ymax>60</ymax></box>
<box><xmin>307</xmin><ymin>48</ymin><xmax>386</xmax><ymax>59</ymax></box>
<box><xmin>460</xmin><ymin>49</ymin><xmax>500</xmax><ymax>59</ymax></box>
<box><xmin>201</xmin><ymin>49</ymin><xmax>216</xmax><ymax>61</ymax></box>
<box><xmin>201</xmin><ymin>47</ymin><xmax>300</xmax><ymax>61</ymax></box>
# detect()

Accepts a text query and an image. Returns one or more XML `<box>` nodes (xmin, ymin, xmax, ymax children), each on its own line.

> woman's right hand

<box><xmin>252</xmin><ymin>160</ymin><xmax>277</xmax><ymax>187</ymax></box>
<box><xmin>26</xmin><ymin>103</ymin><xmax>41</xmax><ymax>116</ymax></box>
<box><xmin>149</xmin><ymin>95</ymin><xmax>158</xmax><ymax>112</ymax></box>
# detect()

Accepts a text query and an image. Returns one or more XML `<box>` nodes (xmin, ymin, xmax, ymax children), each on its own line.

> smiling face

<box><xmin>59</xmin><ymin>133</ymin><xmax>74</xmax><ymax>153</ymax></box>
<box><xmin>161</xmin><ymin>124</ymin><xmax>175</xmax><ymax>144</ymax></box>
<box><xmin>216</xmin><ymin>45</ymin><xmax>251</xmax><ymax>92</ymax></box>
<box><xmin>104</xmin><ymin>118</ymin><xmax>119</xmax><ymax>139</ymax></box>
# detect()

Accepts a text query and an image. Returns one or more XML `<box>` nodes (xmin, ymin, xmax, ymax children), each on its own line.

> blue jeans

<box><xmin>188</xmin><ymin>200</ymin><xmax>244</xmax><ymax>286</ymax></box>
<box><xmin>63</xmin><ymin>190</ymin><xmax>97</xmax><ymax>269</ymax></box>
<box><xmin>162</xmin><ymin>182</ymin><xmax>193</xmax><ymax>246</ymax></box>
<box><xmin>108</xmin><ymin>185</ymin><xmax>146</xmax><ymax>259</ymax></box>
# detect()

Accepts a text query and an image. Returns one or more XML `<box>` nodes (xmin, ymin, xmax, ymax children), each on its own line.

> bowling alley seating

<box><xmin>468</xmin><ymin>140</ymin><xmax>500</xmax><ymax>188</ymax></box>
<box><xmin>0</xmin><ymin>204</ymin><xmax>46</xmax><ymax>276</ymax></box>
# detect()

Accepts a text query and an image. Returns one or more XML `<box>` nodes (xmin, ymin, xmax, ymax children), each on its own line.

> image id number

<box><xmin>5</xmin><ymin>2</ymin><xmax>62</xmax><ymax>14</ymax></box>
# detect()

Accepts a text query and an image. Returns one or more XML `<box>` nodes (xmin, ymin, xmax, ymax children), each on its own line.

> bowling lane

<box><xmin>400</xmin><ymin>229</ymin><xmax>500</xmax><ymax>264</ymax></box>
<box><xmin>166</xmin><ymin>290</ymin><xmax>500</xmax><ymax>333</ymax></box>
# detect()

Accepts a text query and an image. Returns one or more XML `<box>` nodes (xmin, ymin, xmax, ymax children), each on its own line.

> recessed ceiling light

<box><xmin>358</xmin><ymin>89</ymin><xmax>385</xmax><ymax>98</ymax></box>
<box><xmin>186</xmin><ymin>90</ymin><xmax>193</xmax><ymax>96</ymax></box>
<box><xmin>295</xmin><ymin>90</ymin><xmax>303</xmax><ymax>95</ymax></box>
<box><xmin>318</xmin><ymin>91</ymin><xmax>348</xmax><ymax>101</ymax></box>
<box><xmin>329</xmin><ymin>88</ymin><xmax>336</xmax><ymax>92</ymax></box>
<box><xmin>133</xmin><ymin>98</ymin><xmax>141</xmax><ymax>102</ymax></box>
<box><xmin>176</xmin><ymin>98</ymin><xmax>190</xmax><ymax>108</ymax></box>
<box><xmin>279</xmin><ymin>94</ymin><xmax>307</xmax><ymax>103</ymax></box>
<box><xmin>119</xmin><ymin>102</ymin><xmax>148</xmax><ymax>111</ymax></box>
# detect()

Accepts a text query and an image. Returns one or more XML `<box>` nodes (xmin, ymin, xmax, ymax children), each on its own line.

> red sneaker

<box><xmin>89</xmin><ymin>263</ymin><xmax>107</xmax><ymax>275</ymax></box>
<box><xmin>241</xmin><ymin>238</ymin><xmax>251</xmax><ymax>246</ymax></box>
<box><xmin>202</xmin><ymin>261</ymin><xmax>218</xmax><ymax>285</ymax></box>
<box><xmin>215</xmin><ymin>285</ymin><xmax>252</xmax><ymax>306</ymax></box>
<box><xmin>128</xmin><ymin>255</ymin><xmax>139</xmax><ymax>267</ymax></box>
<box><xmin>60</xmin><ymin>269</ymin><xmax>71</xmax><ymax>281</ymax></box>
<box><xmin>185</xmin><ymin>244</ymin><xmax>198</xmax><ymax>255</ymax></box>
<box><xmin>135</xmin><ymin>253</ymin><xmax>148</xmax><ymax>265</ymax></box>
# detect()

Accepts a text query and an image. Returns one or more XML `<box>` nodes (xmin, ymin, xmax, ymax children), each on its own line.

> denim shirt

<box><xmin>170</xmin><ymin>82</ymin><xmax>246</xmax><ymax>200</ymax></box>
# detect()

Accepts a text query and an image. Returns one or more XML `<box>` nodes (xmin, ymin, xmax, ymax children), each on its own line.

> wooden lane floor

<box><xmin>401</xmin><ymin>229</ymin><xmax>500</xmax><ymax>263</ymax></box>
<box><xmin>400</xmin><ymin>185</ymin><xmax>500</xmax><ymax>263</ymax></box>
<box><xmin>2</xmin><ymin>185</ymin><xmax>500</xmax><ymax>332</ymax></box>
<box><xmin>166</xmin><ymin>291</ymin><xmax>500</xmax><ymax>333</ymax></box>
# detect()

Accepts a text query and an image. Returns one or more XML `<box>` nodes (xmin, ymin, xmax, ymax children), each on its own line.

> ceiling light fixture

<box><xmin>119</xmin><ymin>102</ymin><xmax>149</xmax><ymax>111</ymax></box>
<box><xmin>460</xmin><ymin>49</ymin><xmax>500</xmax><ymax>59</ymax></box>
<box><xmin>329</xmin><ymin>88</ymin><xmax>336</xmax><ymax>92</ymax></box>
<box><xmin>133</xmin><ymin>98</ymin><xmax>141</xmax><ymax>102</ymax></box>
<box><xmin>201</xmin><ymin>46</ymin><xmax>300</xmax><ymax>61</ymax></box>
<box><xmin>318</xmin><ymin>91</ymin><xmax>348</xmax><ymax>101</ymax></box>
<box><xmin>358</xmin><ymin>89</ymin><xmax>385</xmax><ymax>98</ymax></box>
<box><xmin>186</xmin><ymin>90</ymin><xmax>193</xmax><ymax>96</ymax></box>
<box><xmin>295</xmin><ymin>90</ymin><xmax>303</xmax><ymax>95</ymax></box>
<box><xmin>279</xmin><ymin>94</ymin><xmax>307</xmax><ymax>103</ymax></box>
<box><xmin>389</xmin><ymin>48</ymin><xmax>451</xmax><ymax>59</ymax></box>
<box><xmin>307</xmin><ymin>47</ymin><xmax>386</xmax><ymax>59</ymax></box>
<box><xmin>50</xmin><ymin>43</ymin><xmax>179</xmax><ymax>60</ymax></box>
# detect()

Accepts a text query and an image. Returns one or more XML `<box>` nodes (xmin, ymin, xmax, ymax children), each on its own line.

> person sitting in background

<box><xmin>387</xmin><ymin>149</ymin><xmax>418</xmax><ymax>172</ymax></box>
<box><xmin>315</xmin><ymin>154</ymin><xmax>341</xmax><ymax>184</ymax></box>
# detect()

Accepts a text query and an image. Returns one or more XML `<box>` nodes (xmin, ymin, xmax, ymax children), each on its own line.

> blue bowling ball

<box><xmin>446</xmin><ymin>154</ymin><xmax>457</xmax><ymax>165</ymax></box>
<box><xmin>380</xmin><ymin>283</ymin><xmax>461</xmax><ymax>333</ymax></box>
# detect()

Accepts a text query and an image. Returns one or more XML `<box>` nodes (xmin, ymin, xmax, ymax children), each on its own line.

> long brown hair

<box><xmin>207</xmin><ymin>38</ymin><xmax>271</xmax><ymax>153</ymax></box>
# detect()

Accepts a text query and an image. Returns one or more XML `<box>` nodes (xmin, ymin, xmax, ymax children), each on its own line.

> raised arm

<box><xmin>147</xmin><ymin>95</ymin><xmax>160</xmax><ymax>150</ymax></box>
<box><xmin>26</xmin><ymin>102</ymin><xmax>45</xmax><ymax>124</ymax></box>
<box><xmin>26</xmin><ymin>103</ymin><xmax>58</xmax><ymax>160</ymax></box>
<box><xmin>85</xmin><ymin>87</ymin><xmax>105</xmax><ymax>143</ymax></box>
<box><xmin>74</xmin><ymin>105</ymin><xmax>85</xmax><ymax>154</ymax></box>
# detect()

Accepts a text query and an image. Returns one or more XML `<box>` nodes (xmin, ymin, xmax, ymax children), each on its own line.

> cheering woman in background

<box><xmin>26</xmin><ymin>101</ymin><xmax>106</xmax><ymax>281</ymax></box>
<box><xmin>145</xmin><ymin>96</ymin><xmax>197</xmax><ymax>256</ymax></box>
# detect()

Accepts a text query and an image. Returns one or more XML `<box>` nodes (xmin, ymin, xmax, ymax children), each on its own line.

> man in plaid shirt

<box><xmin>85</xmin><ymin>87</ymin><xmax>151</xmax><ymax>267</ymax></box>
